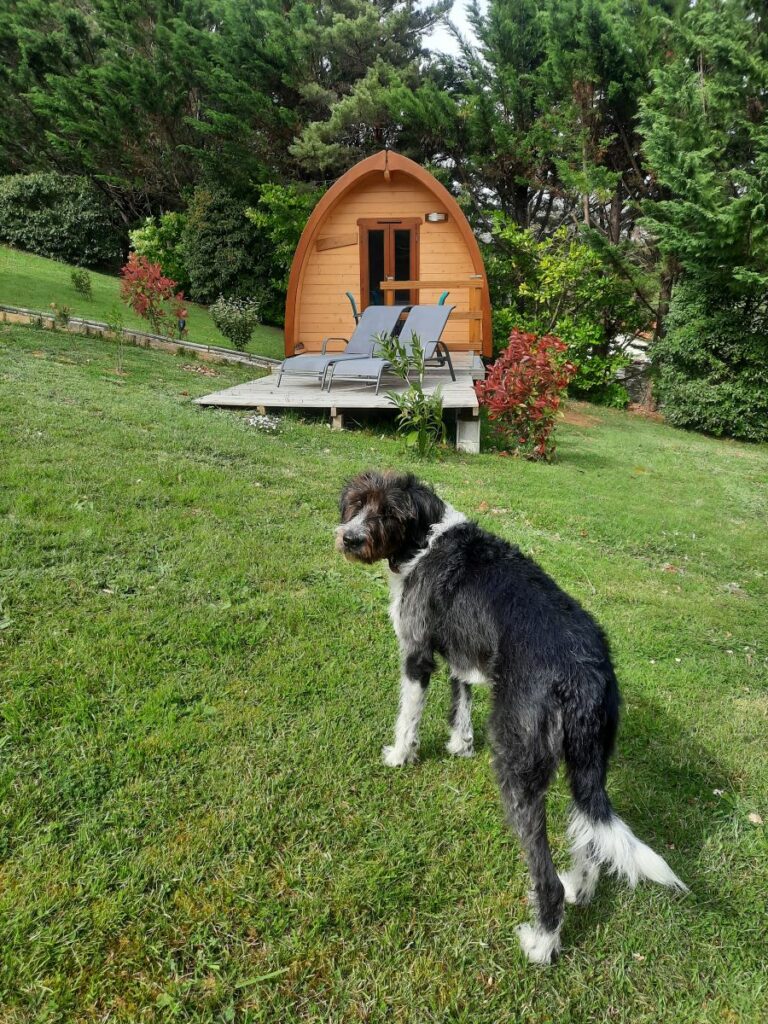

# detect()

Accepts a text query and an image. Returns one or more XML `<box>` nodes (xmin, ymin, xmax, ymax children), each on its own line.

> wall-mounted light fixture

<box><xmin>425</xmin><ymin>211</ymin><xmax>448</xmax><ymax>223</ymax></box>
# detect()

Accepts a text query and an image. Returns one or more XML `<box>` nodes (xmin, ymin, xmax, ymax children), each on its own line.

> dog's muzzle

<box><xmin>342</xmin><ymin>531</ymin><xmax>365</xmax><ymax>553</ymax></box>
<box><xmin>335</xmin><ymin>522</ymin><xmax>365</xmax><ymax>555</ymax></box>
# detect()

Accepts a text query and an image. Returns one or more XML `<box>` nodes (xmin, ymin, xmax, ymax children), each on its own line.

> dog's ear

<box><xmin>339</xmin><ymin>469</ymin><xmax>382</xmax><ymax>517</ymax></box>
<box><xmin>406</xmin><ymin>476</ymin><xmax>445</xmax><ymax>525</ymax></box>
<box><xmin>401</xmin><ymin>475</ymin><xmax>445</xmax><ymax>541</ymax></box>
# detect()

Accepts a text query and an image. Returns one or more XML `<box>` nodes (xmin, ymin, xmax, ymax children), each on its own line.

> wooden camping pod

<box><xmin>284</xmin><ymin>150</ymin><xmax>492</xmax><ymax>357</ymax></box>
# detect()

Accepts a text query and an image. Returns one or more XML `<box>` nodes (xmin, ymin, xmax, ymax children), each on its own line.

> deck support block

<box><xmin>456</xmin><ymin>410</ymin><xmax>480</xmax><ymax>454</ymax></box>
<box><xmin>330</xmin><ymin>409</ymin><xmax>344</xmax><ymax>431</ymax></box>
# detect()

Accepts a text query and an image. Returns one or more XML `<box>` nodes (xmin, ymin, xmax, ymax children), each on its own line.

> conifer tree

<box><xmin>640</xmin><ymin>0</ymin><xmax>768</xmax><ymax>291</ymax></box>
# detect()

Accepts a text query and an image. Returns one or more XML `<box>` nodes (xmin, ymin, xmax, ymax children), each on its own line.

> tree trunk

<box><xmin>610</xmin><ymin>179</ymin><xmax>622</xmax><ymax>245</ymax></box>
<box><xmin>511</xmin><ymin>182</ymin><xmax>530</xmax><ymax>227</ymax></box>
<box><xmin>582</xmin><ymin>142</ymin><xmax>590</xmax><ymax>227</ymax></box>
<box><xmin>653</xmin><ymin>255</ymin><xmax>680</xmax><ymax>343</ymax></box>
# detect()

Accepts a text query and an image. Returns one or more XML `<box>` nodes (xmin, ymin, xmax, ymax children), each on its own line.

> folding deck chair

<box><xmin>276</xmin><ymin>304</ymin><xmax>409</xmax><ymax>387</ymax></box>
<box><xmin>324</xmin><ymin>304</ymin><xmax>456</xmax><ymax>394</ymax></box>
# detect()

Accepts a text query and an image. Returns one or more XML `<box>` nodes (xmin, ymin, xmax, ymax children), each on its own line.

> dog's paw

<box><xmin>445</xmin><ymin>735</ymin><xmax>474</xmax><ymax>758</ymax></box>
<box><xmin>558</xmin><ymin>870</ymin><xmax>582</xmax><ymax>905</ymax></box>
<box><xmin>516</xmin><ymin>923</ymin><xmax>561</xmax><ymax>966</ymax></box>
<box><xmin>381</xmin><ymin>745</ymin><xmax>417</xmax><ymax>767</ymax></box>
<box><xmin>558</xmin><ymin>866</ymin><xmax>599</xmax><ymax>906</ymax></box>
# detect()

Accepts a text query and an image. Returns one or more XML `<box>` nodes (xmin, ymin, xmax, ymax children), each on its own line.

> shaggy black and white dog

<box><xmin>336</xmin><ymin>470</ymin><xmax>687</xmax><ymax>964</ymax></box>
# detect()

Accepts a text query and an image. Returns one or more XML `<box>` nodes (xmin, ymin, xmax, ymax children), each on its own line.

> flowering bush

<box><xmin>475</xmin><ymin>329</ymin><xmax>576</xmax><ymax>460</ymax></box>
<box><xmin>209</xmin><ymin>295</ymin><xmax>260</xmax><ymax>351</ymax></box>
<box><xmin>119</xmin><ymin>253</ymin><xmax>187</xmax><ymax>336</ymax></box>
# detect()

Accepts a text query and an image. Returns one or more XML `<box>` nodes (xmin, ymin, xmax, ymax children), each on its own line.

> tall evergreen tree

<box><xmin>1</xmin><ymin>1</ymin><xmax>218</xmax><ymax>223</ymax></box>
<box><xmin>639</xmin><ymin>0</ymin><xmax>768</xmax><ymax>439</ymax></box>
<box><xmin>287</xmin><ymin>0</ymin><xmax>451</xmax><ymax>173</ymax></box>
<box><xmin>640</xmin><ymin>0</ymin><xmax>768</xmax><ymax>291</ymax></box>
<box><xmin>462</xmin><ymin>0</ymin><xmax>548</xmax><ymax>227</ymax></box>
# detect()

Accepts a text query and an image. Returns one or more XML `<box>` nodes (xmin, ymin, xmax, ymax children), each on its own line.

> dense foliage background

<box><xmin>1</xmin><ymin>0</ymin><xmax>766</xmax><ymax>435</ymax></box>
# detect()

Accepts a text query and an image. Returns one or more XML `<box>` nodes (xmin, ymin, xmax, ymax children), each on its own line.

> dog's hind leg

<box><xmin>559</xmin><ymin>754</ymin><xmax>607</xmax><ymax>905</ymax></box>
<box><xmin>382</xmin><ymin>649</ymin><xmax>434</xmax><ymax>767</ymax></box>
<box><xmin>446</xmin><ymin>676</ymin><xmax>474</xmax><ymax>757</ymax></box>
<box><xmin>494</xmin><ymin>755</ymin><xmax>565</xmax><ymax>965</ymax></box>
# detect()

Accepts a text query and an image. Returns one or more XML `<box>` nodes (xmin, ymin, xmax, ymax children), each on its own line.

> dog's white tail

<box><xmin>568</xmin><ymin>808</ymin><xmax>689</xmax><ymax>892</ymax></box>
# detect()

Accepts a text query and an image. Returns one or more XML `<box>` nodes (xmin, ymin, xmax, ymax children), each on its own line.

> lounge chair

<box><xmin>277</xmin><ymin>304</ymin><xmax>409</xmax><ymax>387</ymax></box>
<box><xmin>324</xmin><ymin>304</ymin><xmax>456</xmax><ymax>394</ymax></box>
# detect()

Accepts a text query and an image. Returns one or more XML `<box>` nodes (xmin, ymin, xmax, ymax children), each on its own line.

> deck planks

<box><xmin>195</xmin><ymin>353</ymin><xmax>484</xmax><ymax>451</ymax></box>
<box><xmin>195</xmin><ymin>367</ymin><xmax>480</xmax><ymax>412</ymax></box>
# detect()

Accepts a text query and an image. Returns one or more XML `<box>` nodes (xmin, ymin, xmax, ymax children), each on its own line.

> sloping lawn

<box><xmin>1</xmin><ymin>324</ymin><xmax>766</xmax><ymax>1023</ymax></box>
<box><xmin>0</xmin><ymin>245</ymin><xmax>285</xmax><ymax>359</ymax></box>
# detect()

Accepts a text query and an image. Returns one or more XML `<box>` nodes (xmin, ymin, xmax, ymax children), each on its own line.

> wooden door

<box><xmin>358</xmin><ymin>219</ymin><xmax>420</xmax><ymax>308</ymax></box>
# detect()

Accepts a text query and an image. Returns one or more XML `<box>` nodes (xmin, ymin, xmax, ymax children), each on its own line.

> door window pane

<box><xmin>368</xmin><ymin>230</ymin><xmax>385</xmax><ymax>305</ymax></box>
<box><xmin>393</xmin><ymin>229</ymin><xmax>411</xmax><ymax>303</ymax></box>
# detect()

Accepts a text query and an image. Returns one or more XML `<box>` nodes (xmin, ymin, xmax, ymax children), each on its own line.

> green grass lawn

<box><xmin>0</xmin><ymin>245</ymin><xmax>285</xmax><ymax>360</ymax></box>
<box><xmin>1</xmin><ymin>323</ymin><xmax>766</xmax><ymax>1023</ymax></box>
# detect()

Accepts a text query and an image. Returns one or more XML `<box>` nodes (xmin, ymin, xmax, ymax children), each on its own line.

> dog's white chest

<box><xmin>388</xmin><ymin>571</ymin><xmax>406</xmax><ymax>641</ymax></box>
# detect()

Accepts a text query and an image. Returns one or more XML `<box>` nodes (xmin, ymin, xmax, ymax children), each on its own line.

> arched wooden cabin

<box><xmin>284</xmin><ymin>150</ymin><xmax>492</xmax><ymax>357</ymax></box>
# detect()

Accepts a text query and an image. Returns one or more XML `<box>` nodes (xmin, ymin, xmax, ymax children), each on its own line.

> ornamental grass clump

<box><xmin>475</xmin><ymin>329</ymin><xmax>576</xmax><ymax>461</ymax></box>
<box><xmin>209</xmin><ymin>295</ymin><xmax>260</xmax><ymax>352</ymax></box>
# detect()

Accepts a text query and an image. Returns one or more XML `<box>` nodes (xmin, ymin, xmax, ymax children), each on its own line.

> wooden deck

<box><xmin>196</xmin><ymin>353</ymin><xmax>484</xmax><ymax>452</ymax></box>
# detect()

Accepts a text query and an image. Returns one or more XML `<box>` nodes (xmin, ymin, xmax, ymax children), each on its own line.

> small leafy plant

<box><xmin>70</xmin><ymin>268</ymin><xmax>92</xmax><ymax>300</ymax></box>
<box><xmin>209</xmin><ymin>295</ymin><xmax>260</xmax><ymax>352</ymax></box>
<box><xmin>120</xmin><ymin>253</ymin><xmax>187</xmax><ymax>337</ymax></box>
<box><xmin>475</xmin><ymin>328</ymin><xmax>576</xmax><ymax>461</ymax></box>
<box><xmin>105</xmin><ymin>303</ymin><xmax>127</xmax><ymax>374</ymax></box>
<box><xmin>376</xmin><ymin>332</ymin><xmax>446</xmax><ymax>458</ymax></box>
<box><xmin>49</xmin><ymin>302</ymin><xmax>72</xmax><ymax>328</ymax></box>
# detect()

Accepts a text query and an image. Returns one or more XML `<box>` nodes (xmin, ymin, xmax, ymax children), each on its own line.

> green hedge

<box><xmin>129</xmin><ymin>212</ymin><xmax>190</xmax><ymax>292</ymax></box>
<box><xmin>182</xmin><ymin>186</ymin><xmax>264</xmax><ymax>305</ymax></box>
<box><xmin>0</xmin><ymin>173</ymin><xmax>123</xmax><ymax>268</ymax></box>
<box><xmin>654</xmin><ymin>278</ymin><xmax>768</xmax><ymax>442</ymax></box>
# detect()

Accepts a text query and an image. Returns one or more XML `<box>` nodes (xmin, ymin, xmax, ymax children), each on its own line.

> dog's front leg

<box><xmin>382</xmin><ymin>652</ymin><xmax>433</xmax><ymax>767</ymax></box>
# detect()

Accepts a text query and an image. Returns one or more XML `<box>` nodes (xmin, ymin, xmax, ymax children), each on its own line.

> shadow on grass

<box><xmin>415</xmin><ymin>685</ymin><xmax>735</xmax><ymax>946</ymax></box>
<box><xmin>561</xmin><ymin>691</ymin><xmax>736</xmax><ymax>946</ymax></box>
<box><xmin>555</xmin><ymin>446</ymin><xmax>614</xmax><ymax>470</ymax></box>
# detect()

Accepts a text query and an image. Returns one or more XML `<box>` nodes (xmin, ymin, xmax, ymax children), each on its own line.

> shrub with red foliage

<box><xmin>120</xmin><ymin>253</ymin><xmax>187</xmax><ymax>337</ymax></box>
<box><xmin>475</xmin><ymin>329</ymin><xmax>576</xmax><ymax>460</ymax></box>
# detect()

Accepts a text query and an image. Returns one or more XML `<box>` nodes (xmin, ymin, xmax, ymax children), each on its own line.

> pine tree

<box><xmin>287</xmin><ymin>0</ymin><xmax>451</xmax><ymax>173</ymax></box>
<box><xmin>1</xmin><ymin>1</ymin><xmax>218</xmax><ymax>223</ymax></box>
<box><xmin>462</xmin><ymin>0</ymin><xmax>548</xmax><ymax>228</ymax></box>
<box><xmin>640</xmin><ymin>0</ymin><xmax>768</xmax><ymax>291</ymax></box>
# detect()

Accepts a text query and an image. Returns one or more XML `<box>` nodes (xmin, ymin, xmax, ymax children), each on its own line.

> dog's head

<box><xmin>336</xmin><ymin>470</ymin><xmax>446</xmax><ymax>570</ymax></box>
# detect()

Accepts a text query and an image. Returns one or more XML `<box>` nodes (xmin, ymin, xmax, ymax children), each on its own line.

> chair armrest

<box><xmin>321</xmin><ymin>336</ymin><xmax>349</xmax><ymax>354</ymax></box>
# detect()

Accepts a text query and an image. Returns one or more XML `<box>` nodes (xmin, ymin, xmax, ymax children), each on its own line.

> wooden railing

<box><xmin>379</xmin><ymin>277</ymin><xmax>485</xmax><ymax>347</ymax></box>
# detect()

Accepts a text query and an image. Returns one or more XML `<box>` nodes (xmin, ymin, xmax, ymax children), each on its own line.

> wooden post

<box><xmin>330</xmin><ymin>408</ymin><xmax>344</xmax><ymax>431</ymax></box>
<box><xmin>469</xmin><ymin>282</ymin><xmax>481</xmax><ymax>349</ymax></box>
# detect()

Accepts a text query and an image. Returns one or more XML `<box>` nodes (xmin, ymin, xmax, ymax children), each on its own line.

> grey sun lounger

<box><xmin>324</xmin><ymin>304</ymin><xmax>456</xmax><ymax>393</ymax></box>
<box><xmin>277</xmin><ymin>304</ymin><xmax>409</xmax><ymax>386</ymax></box>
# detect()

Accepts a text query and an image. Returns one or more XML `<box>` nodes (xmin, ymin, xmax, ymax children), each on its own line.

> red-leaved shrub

<box><xmin>475</xmin><ymin>329</ymin><xmax>576</xmax><ymax>460</ymax></box>
<box><xmin>120</xmin><ymin>253</ymin><xmax>187</xmax><ymax>336</ymax></box>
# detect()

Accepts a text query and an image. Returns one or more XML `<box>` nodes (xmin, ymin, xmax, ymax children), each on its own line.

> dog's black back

<box><xmin>401</xmin><ymin>519</ymin><xmax>620</xmax><ymax>817</ymax></box>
